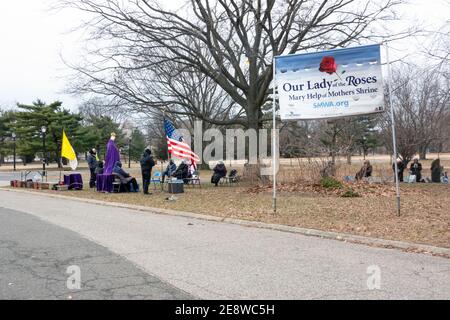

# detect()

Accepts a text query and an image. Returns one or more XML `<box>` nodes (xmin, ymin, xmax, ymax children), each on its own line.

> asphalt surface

<box><xmin>0</xmin><ymin>207</ymin><xmax>192</xmax><ymax>299</ymax></box>
<box><xmin>0</xmin><ymin>189</ymin><xmax>449</xmax><ymax>299</ymax></box>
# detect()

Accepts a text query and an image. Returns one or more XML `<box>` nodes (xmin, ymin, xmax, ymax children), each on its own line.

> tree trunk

<box><xmin>419</xmin><ymin>146</ymin><xmax>427</xmax><ymax>160</ymax></box>
<box><xmin>244</xmin><ymin>105</ymin><xmax>268</xmax><ymax>184</ymax></box>
<box><xmin>330</xmin><ymin>134</ymin><xmax>337</xmax><ymax>165</ymax></box>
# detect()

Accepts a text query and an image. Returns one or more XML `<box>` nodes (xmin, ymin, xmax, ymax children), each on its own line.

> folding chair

<box><xmin>185</xmin><ymin>170</ymin><xmax>201</xmax><ymax>188</ymax></box>
<box><xmin>151</xmin><ymin>171</ymin><xmax>162</xmax><ymax>190</ymax></box>
<box><xmin>112</xmin><ymin>174</ymin><xmax>122</xmax><ymax>193</ymax></box>
<box><xmin>220</xmin><ymin>170</ymin><xmax>240</xmax><ymax>186</ymax></box>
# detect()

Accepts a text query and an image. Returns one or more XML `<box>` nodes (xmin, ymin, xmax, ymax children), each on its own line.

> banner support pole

<box><xmin>272</xmin><ymin>57</ymin><xmax>277</xmax><ymax>214</ymax></box>
<box><xmin>385</xmin><ymin>42</ymin><xmax>401</xmax><ymax>216</ymax></box>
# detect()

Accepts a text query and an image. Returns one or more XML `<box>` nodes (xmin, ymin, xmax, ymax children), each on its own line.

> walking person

<box><xmin>87</xmin><ymin>148</ymin><xmax>98</xmax><ymax>188</ymax></box>
<box><xmin>140</xmin><ymin>148</ymin><xmax>155</xmax><ymax>195</ymax></box>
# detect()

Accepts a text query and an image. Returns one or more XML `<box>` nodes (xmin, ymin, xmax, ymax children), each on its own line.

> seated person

<box><xmin>162</xmin><ymin>159</ymin><xmax>177</xmax><ymax>183</ymax></box>
<box><xmin>172</xmin><ymin>160</ymin><xmax>189</xmax><ymax>183</ymax></box>
<box><xmin>442</xmin><ymin>172</ymin><xmax>449</xmax><ymax>184</ymax></box>
<box><xmin>228</xmin><ymin>169</ymin><xmax>238</xmax><ymax>183</ymax></box>
<box><xmin>95</xmin><ymin>161</ymin><xmax>104</xmax><ymax>175</ymax></box>
<box><xmin>355</xmin><ymin>160</ymin><xmax>373</xmax><ymax>181</ymax></box>
<box><xmin>112</xmin><ymin>161</ymin><xmax>139</xmax><ymax>192</ymax></box>
<box><xmin>211</xmin><ymin>161</ymin><xmax>227</xmax><ymax>186</ymax></box>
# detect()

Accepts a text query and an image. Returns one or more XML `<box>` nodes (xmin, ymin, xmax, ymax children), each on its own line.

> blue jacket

<box><xmin>113</xmin><ymin>161</ymin><xmax>130</xmax><ymax>178</ymax></box>
<box><xmin>165</xmin><ymin>162</ymin><xmax>177</xmax><ymax>176</ymax></box>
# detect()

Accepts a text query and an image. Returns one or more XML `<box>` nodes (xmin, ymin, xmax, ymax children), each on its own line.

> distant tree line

<box><xmin>0</xmin><ymin>100</ymin><xmax>148</xmax><ymax>167</ymax></box>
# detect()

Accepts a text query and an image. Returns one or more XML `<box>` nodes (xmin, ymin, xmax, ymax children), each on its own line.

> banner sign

<box><xmin>275</xmin><ymin>44</ymin><xmax>385</xmax><ymax>120</ymax></box>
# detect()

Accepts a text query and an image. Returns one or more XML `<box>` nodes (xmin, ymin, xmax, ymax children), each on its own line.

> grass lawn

<box><xmin>17</xmin><ymin>174</ymin><xmax>450</xmax><ymax>249</ymax></box>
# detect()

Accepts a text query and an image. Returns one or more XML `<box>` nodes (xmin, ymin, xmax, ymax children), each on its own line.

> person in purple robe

<box><xmin>104</xmin><ymin>133</ymin><xmax>120</xmax><ymax>175</ymax></box>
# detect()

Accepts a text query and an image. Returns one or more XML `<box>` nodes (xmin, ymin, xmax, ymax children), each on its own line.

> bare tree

<box><xmin>60</xmin><ymin>0</ymin><xmax>409</xmax><ymax>132</ymax></box>
<box><xmin>380</xmin><ymin>65</ymin><xmax>450</xmax><ymax>162</ymax></box>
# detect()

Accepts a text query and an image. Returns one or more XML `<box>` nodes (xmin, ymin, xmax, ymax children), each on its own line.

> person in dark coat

<box><xmin>172</xmin><ymin>160</ymin><xmax>189</xmax><ymax>183</ymax></box>
<box><xmin>140</xmin><ymin>148</ymin><xmax>156</xmax><ymax>194</ymax></box>
<box><xmin>410</xmin><ymin>159</ymin><xmax>423</xmax><ymax>183</ymax></box>
<box><xmin>87</xmin><ymin>148</ymin><xmax>98</xmax><ymax>188</ymax></box>
<box><xmin>211</xmin><ymin>161</ymin><xmax>227</xmax><ymax>186</ymax></box>
<box><xmin>113</xmin><ymin>161</ymin><xmax>139</xmax><ymax>192</ymax></box>
<box><xmin>431</xmin><ymin>159</ymin><xmax>443</xmax><ymax>183</ymax></box>
<box><xmin>355</xmin><ymin>160</ymin><xmax>373</xmax><ymax>181</ymax></box>
<box><xmin>162</xmin><ymin>159</ymin><xmax>177</xmax><ymax>183</ymax></box>
<box><xmin>392</xmin><ymin>159</ymin><xmax>406</xmax><ymax>182</ymax></box>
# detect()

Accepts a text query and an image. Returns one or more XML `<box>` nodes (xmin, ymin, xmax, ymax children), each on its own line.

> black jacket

<box><xmin>140</xmin><ymin>151</ymin><xmax>155</xmax><ymax>172</ymax></box>
<box><xmin>410</xmin><ymin>162</ymin><xmax>422</xmax><ymax>176</ymax></box>
<box><xmin>213</xmin><ymin>164</ymin><xmax>227</xmax><ymax>178</ymax></box>
<box><xmin>173</xmin><ymin>163</ymin><xmax>189</xmax><ymax>179</ymax></box>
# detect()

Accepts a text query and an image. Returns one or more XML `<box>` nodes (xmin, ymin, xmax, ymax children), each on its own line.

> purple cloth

<box><xmin>104</xmin><ymin>139</ymin><xmax>120</xmax><ymax>175</ymax></box>
<box><xmin>96</xmin><ymin>174</ymin><xmax>114</xmax><ymax>193</ymax></box>
<box><xmin>63</xmin><ymin>173</ymin><xmax>83</xmax><ymax>190</ymax></box>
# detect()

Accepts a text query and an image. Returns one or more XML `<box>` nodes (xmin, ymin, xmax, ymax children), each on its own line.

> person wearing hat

<box><xmin>140</xmin><ymin>148</ymin><xmax>156</xmax><ymax>195</ymax></box>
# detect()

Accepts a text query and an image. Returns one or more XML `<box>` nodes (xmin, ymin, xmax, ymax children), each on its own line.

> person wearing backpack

<box><xmin>140</xmin><ymin>148</ymin><xmax>156</xmax><ymax>195</ymax></box>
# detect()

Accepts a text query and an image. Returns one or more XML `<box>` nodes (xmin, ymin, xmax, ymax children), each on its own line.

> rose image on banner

<box><xmin>319</xmin><ymin>56</ymin><xmax>337</xmax><ymax>74</ymax></box>
<box><xmin>319</xmin><ymin>56</ymin><xmax>342</xmax><ymax>81</ymax></box>
<box><xmin>275</xmin><ymin>44</ymin><xmax>385</xmax><ymax>120</ymax></box>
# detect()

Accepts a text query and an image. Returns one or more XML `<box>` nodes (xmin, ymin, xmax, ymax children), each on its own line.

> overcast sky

<box><xmin>0</xmin><ymin>0</ymin><xmax>448</xmax><ymax>111</ymax></box>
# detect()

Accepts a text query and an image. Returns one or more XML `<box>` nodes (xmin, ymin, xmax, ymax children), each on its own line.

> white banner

<box><xmin>275</xmin><ymin>45</ymin><xmax>385</xmax><ymax>120</ymax></box>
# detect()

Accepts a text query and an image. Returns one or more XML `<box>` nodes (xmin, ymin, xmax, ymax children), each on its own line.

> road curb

<box><xmin>3</xmin><ymin>188</ymin><xmax>450</xmax><ymax>258</ymax></box>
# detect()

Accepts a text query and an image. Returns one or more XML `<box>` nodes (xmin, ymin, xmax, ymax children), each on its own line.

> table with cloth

<box><xmin>96</xmin><ymin>173</ymin><xmax>114</xmax><ymax>193</ymax></box>
<box><xmin>63</xmin><ymin>173</ymin><xmax>83</xmax><ymax>190</ymax></box>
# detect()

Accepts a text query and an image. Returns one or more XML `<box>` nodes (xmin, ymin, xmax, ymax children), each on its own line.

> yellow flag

<box><xmin>61</xmin><ymin>130</ymin><xmax>78</xmax><ymax>170</ymax></box>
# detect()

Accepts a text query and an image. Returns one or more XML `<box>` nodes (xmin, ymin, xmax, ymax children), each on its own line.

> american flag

<box><xmin>164</xmin><ymin>118</ymin><xmax>200</xmax><ymax>164</ymax></box>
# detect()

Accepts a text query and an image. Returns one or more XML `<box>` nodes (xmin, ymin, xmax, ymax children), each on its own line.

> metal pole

<box><xmin>13</xmin><ymin>137</ymin><xmax>16</xmax><ymax>171</ymax></box>
<box><xmin>272</xmin><ymin>57</ymin><xmax>277</xmax><ymax>213</ymax></box>
<box><xmin>128</xmin><ymin>138</ymin><xmax>131</xmax><ymax>169</ymax></box>
<box><xmin>42</xmin><ymin>132</ymin><xmax>46</xmax><ymax>175</ymax></box>
<box><xmin>385</xmin><ymin>42</ymin><xmax>401</xmax><ymax>216</ymax></box>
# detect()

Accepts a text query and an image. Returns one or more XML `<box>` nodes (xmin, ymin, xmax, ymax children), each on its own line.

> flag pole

<box><xmin>272</xmin><ymin>57</ymin><xmax>277</xmax><ymax>214</ymax></box>
<box><xmin>59</xmin><ymin>129</ymin><xmax>63</xmax><ymax>183</ymax></box>
<box><xmin>385</xmin><ymin>42</ymin><xmax>401</xmax><ymax>216</ymax></box>
<box><xmin>163</xmin><ymin>115</ymin><xmax>170</xmax><ymax>162</ymax></box>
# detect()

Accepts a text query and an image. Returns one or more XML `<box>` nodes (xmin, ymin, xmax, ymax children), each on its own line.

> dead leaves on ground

<box><xmin>247</xmin><ymin>181</ymin><xmax>418</xmax><ymax>198</ymax></box>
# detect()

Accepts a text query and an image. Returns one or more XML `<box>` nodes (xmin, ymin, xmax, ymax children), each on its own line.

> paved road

<box><xmin>0</xmin><ymin>207</ymin><xmax>192</xmax><ymax>300</ymax></box>
<box><xmin>0</xmin><ymin>190</ymin><xmax>449</xmax><ymax>299</ymax></box>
